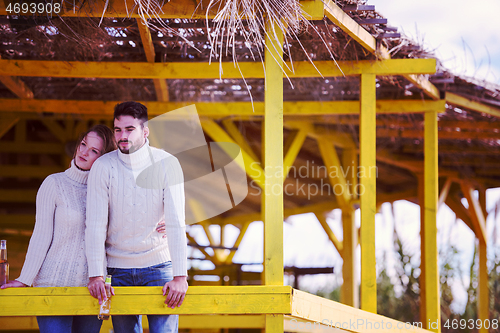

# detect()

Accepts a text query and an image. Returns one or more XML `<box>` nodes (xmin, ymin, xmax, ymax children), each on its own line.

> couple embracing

<box><xmin>1</xmin><ymin>102</ymin><xmax>188</xmax><ymax>333</ymax></box>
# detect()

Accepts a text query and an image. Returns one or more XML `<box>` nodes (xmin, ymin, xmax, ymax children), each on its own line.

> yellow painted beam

<box><xmin>323</xmin><ymin>0</ymin><xmax>440</xmax><ymax>100</ymax></box>
<box><xmin>222</xmin><ymin>119</ymin><xmax>260</xmax><ymax>164</ymax></box>
<box><xmin>0</xmin><ymin>99</ymin><xmax>446</xmax><ymax>116</ymax></box>
<box><xmin>419</xmin><ymin>110</ymin><xmax>440</xmax><ymax>332</ymax></box>
<box><xmin>0</xmin><ymin>286</ymin><xmax>292</xmax><ymax>316</ymax></box>
<box><xmin>314</xmin><ymin>213</ymin><xmax>343</xmax><ymax>257</ymax></box>
<box><xmin>446</xmin><ymin>92</ymin><xmax>500</xmax><ymax>118</ymax></box>
<box><xmin>478</xmin><ymin>239</ymin><xmax>489</xmax><ymax>333</ymax></box>
<box><xmin>0</xmin><ymin>314</ymin><xmax>267</xmax><ymax>330</ymax></box>
<box><xmin>200</xmin><ymin>118</ymin><xmax>265</xmax><ymax>188</ymax></box>
<box><xmin>0</xmin><ymin>165</ymin><xmax>62</xmax><ymax>179</ymax></box>
<box><xmin>359</xmin><ymin>73</ymin><xmax>377</xmax><ymax>313</ymax></box>
<box><xmin>137</xmin><ymin>18</ymin><xmax>170</xmax><ymax>102</ymax></box>
<box><xmin>342</xmin><ymin>149</ymin><xmax>358</xmax><ymax>200</ymax></box>
<box><xmin>225</xmin><ymin>221</ymin><xmax>251</xmax><ymax>264</ymax></box>
<box><xmin>376</xmin><ymin>188</ymin><xmax>418</xmax><ymax>206</ymax></box>
<box><xmin>444</xmin><ymin>193</ymin><xmax>474</xmax><ymax>231</ymax></box>
<box><xmin>0</xmin><ymin>75</ymin><xmax>34</xmax><ymax>99</ymax></box>
<box><xmin>0</xmin><ymin>115</ymin><xmax>19</xmax><ymax>139</ymax></box>
<box><xmin>291</xmin><ymin>289</ymin><xmax>432</xmax><ymax>333</ymax></box>
<box><xmin>262</xmin><ymin>24</ymin><xmax>284</xmax><ymax>287</ymax></box>
<box><xmin>0</xmin><ymin>0</ymin><xmax>322</xmax><ymax>19</ymax></box>
<box><xmin>340</xmin><ymin>208</ymin><xmax>358</xmax><ymax>308</ymax></box>
<box><xmin>283</xmin><ymin>128</ymin><xmax>308</xmax><ymax>182</ymax></box>
<box><xmin>0</xmin><ymin>59</ymin><xmax>437</xmax><ymax>79</ymax></box>
<box><xmin>460</xmin><ymin>182</ymin><xmax>487</xmax><ymax>244</ymax></box>
<box><xmin>317</xmin><ymin>137</ymin><xmax>351</xmax><ymax>207</ymax></box>
<box><xmin>311</xmin><ymin>126</ymin><xmax>357</xmax><ymax>149</ymax></box>
<box><xmin>437</xmin><ymin>178</ymin><xmax>452</xmax><ymax>210</ymax></box>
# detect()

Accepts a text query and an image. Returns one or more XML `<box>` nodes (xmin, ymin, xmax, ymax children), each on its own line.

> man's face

<box><xmin>114</xmin><ymin>115</ymin><xmax>149</xmax><ymax>154</ymax></box>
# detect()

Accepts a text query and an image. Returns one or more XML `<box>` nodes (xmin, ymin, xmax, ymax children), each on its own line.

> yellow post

<box><xmin>420</xmin><ymin>110</ymin><xmax>440</xmax><ymax>332</ymax></box>
<box><xmin>478</xmin><ymin>187</ymin><xmax>489</xmax><ymax>333</ymax></box>
<box><xmin>478</xmin><ymin>239</ymin><xmax>489</xmax><ymax>333</ymax></box>
<box><xmin>341</xmin><ymin>208</ymin><xmax>359</xmax><ymax>308</ymax></box>
<box><xmin>263</xmin><ymin>23</ymin><xmax>284</xmax><ymax>333</ymax></box>
<box><xmin>359</xmin><ymin>73</ymin><xmax>376</xmax><ymax>313</ymax></box>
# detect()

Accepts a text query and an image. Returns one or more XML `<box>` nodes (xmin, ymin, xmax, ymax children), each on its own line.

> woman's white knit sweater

<box><xmin>85</xmin><ymin>141</ymin><xmax>187</xmax><ymax>278</ymax></box>
<box><xmin>17</xmin><ymin>160</ymin><xmax>96</xmax><ymax>287</ymax></box>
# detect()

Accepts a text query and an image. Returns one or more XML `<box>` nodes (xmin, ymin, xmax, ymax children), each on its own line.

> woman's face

<box><xmin>75</xmin><ymin>132</ymin><xmax>104</xmax><ymax>171</ymax></box>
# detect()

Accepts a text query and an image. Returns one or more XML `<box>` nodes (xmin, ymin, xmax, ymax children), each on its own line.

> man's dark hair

<box><xmin>114</xmin><ymin>102</ymin><xmax>148</xmax><ymax>125</ymax></box>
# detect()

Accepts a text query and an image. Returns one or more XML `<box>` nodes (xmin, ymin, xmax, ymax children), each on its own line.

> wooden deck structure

<box><xmin>1</xmin><ymin>0</ymin><xmax>499</xmax><ymax>332</ymax></box>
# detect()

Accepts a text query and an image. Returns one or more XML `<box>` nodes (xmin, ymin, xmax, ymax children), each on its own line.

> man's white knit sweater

<box><xmin>85</xmin><ymin>141</ymin><xmax>187</xmax><ymax>278</ymax></box>
<box><xmin>17</xmin><ymin>160</ymin><xmax>95</xmax><ymax>287</ymax></box>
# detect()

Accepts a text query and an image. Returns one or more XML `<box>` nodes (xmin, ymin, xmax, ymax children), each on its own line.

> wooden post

<box><xmin>341</xmin><ymin>208</ymin><xmax>359</xmax><ymax>308</ymax></box>
<box><xmin>263</xmin><ymin>23</ymin><xmax>284</xmax><ymax>333</ymax></box>
<box><xmin>420</xmin><ymin>110</ymin><xmax>440</xmax><ymax>332</ymax></box>
<box><xmin>359</xmin><ymin>73</ymin><xmax>376</xmax><ymax>313</ymax></box>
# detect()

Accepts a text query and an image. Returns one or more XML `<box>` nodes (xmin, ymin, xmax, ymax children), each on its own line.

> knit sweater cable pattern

<box><xmin>85</xmin><ymin>141</ymin><xmax>187</xmax><ymax>278</ymax></box>
<box><xmin>17</xmin><ymin>160</ymin><xmax>94</xmax><ymax>287</ymax></box>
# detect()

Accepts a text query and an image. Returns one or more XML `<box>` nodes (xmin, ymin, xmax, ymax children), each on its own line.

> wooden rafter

<box><xmin>0</xmin><ymin>59</ymin><xmax>437</xmax><ymax>79</ymax></box>
<box><xmin>0</xmin><ymin>99</ymin><xmax>446</xmax><ymax>116</ymax></box>
<box><xmin>323</xmin><ymin>0</ymin><xmax>440</xmax><ymax>100</ymax></box>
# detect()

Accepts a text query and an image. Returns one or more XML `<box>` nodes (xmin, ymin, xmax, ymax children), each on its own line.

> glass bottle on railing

<box><xmin>0</xmin><ymin>240</ymin><xmax>8</xmax><ymax>286</ymax></box>
<box><xmin>98</xmin><ymin>275</ymin><xmax>112</xmax><ymax>320</ymax></box>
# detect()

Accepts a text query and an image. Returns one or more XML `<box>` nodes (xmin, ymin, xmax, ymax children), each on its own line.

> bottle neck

<box><xmin>0</xmin><ymin>249</ymin><xmax>6</xmax><ymax>261</ymax></box>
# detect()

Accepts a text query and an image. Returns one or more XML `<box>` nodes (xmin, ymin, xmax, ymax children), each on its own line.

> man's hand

<box><xmin>1</xmin><ymin>280</ymin><xmax>28</xmax><ymax>289</ymax></box>
<box><xmin>88</xmin><ymin>276</ymin><xmax>108</xmax><ymax>305</ymax></box>
<box><xmin>162</xmin><ymin>276</ymin><xmax>188</xmax><ymax>309</ymax></box>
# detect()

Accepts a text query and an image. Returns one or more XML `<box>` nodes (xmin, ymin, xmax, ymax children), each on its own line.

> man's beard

<box><xmin>117</xmin><ymin>140</ymin><xmax>139</xmax><ymax>154</ymax></box>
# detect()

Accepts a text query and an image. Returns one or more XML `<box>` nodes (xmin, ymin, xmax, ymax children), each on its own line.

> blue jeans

<box><xmin>36</xmin><ymin>315</ymin><xmax>102</xmax><ymax>333</ymax></box>
<box><xmin>107</xmin><ymin>262</ymin><xmax>178</xmax><ymax>333</ymax></box>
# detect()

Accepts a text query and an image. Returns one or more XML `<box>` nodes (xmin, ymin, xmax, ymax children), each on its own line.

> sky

<box><xmin>371</xmin><ymin>0</ymin><xmax>500</xmax><ymax>84</ymax></box>
<box><xmin>187</xmin><ymin>0</ymin><xmax>500</xmax><ymax>314</ymax></box>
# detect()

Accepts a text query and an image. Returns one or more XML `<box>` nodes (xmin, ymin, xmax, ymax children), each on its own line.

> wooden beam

<box><xmin>419</xmin><ymin>110</ymin><xmax>440</xmax><ymax>332</ymax></box>
<box><xmin>0</xmin><ymin>115</ymin><xmax>19</xmax><ymax>139</ymax></box>
<box><xmin>0</xmin><ymin>142</ymin><xmax>64</xmax><ymax>154</ymax></box>
<box><xmin>137</xmin><ymin>18</ymin><xmax>170</xmax><ymax>102</ymax></box>
<box><xmin>200</xmin><ymin>119</ymin><xmax>265</xmax><ymax>189</ymax></box>
<box><xmin>222</xmin><ymin>119</ymin><xmax>260</xmax><ymax>164</ymax></box>
<box><xmin>438</xmin><ymin>178</ymin><xmax>452</xmax><ymax>210</ymax></box>
<box><xmin>317</xmin><ymin>137</ymin><xmax>351</xmax><ymax>207</ymax></box>
<box><xmin>314</xmin><ymin>213</ymin><xmax>343</xmax><ymax>257</ymax></box>
<box><xmin>460</xmin><ymin>182</ymin><xmax>487</xmax><ymax>244</ymax></box>
<box><xmin>478</xmin><ymin>239</ymin><xmax>489</xmax><ymax>333</ymax></box>
<box><xmin>262</xmin><ymin>24</ymin><xmax>284</xmax><ymax>287</ymax></box>
<box><xmin>0</xmin><ymin>75</ymin><xmax>34</xmax><ymax>99</ymax></box>
<box><xmin>444</xmin><ymin>193</ymin><xmax>474</xmax><ymax>231</ymax></box>
<box><xmin>0</xmin><ymin>99</ymin><xmax>446</xmax><ymax>116</ymax></box>
<box><xmin>0</xmin><ymin>59</ymin><xmax>437</xmax><ymax>79</ymax></box>
<box><xmin>283</xmin><ymin>128</ymin><xmax>308</xmax><ymax>182</ymax></box>
<box><xmin>378</xmin><ymin>128</ymin><xmax>500</xmax><ymax>140</ymax></box>
<box><xmin>0</xmin><ymin>165</ymin><xmax>62</xmax><ymax>179</ymax></box>
<box><xmin>340</xmin><ymin>208</ymin><xmax>358</xmax><ymax>308</ymax></box>
<box><xmin>323</xmin><ymin>0</ymin><xmax>440</xmax><ymax>100</ymax></box>
<box><xmin>0</xmin><ymin>190</ymin><xmax>38</xmax><ymax>203</ymax></box>
<box><xmin>446</xmin><ymin>92</ymin><xmax>500</xmax><ymax>118</ymax></box>
<box><xmin>0</xmin><ymin>286</ymin><xmax>292</xmax><ymax>316</ymax></box>
<box><xmin>359</xmin><ymin>73</ymin><xmax>377</xmax><ymax>313</ymax></box>
<box><xmin>0</xmin><ymin>0</ymin><xmax>323</xmax><ymax>19</ymax></box>
<box><xmin>291</xmin><ymin>289</ymin><xmax>431</xmax><ymax>333</ymax></box>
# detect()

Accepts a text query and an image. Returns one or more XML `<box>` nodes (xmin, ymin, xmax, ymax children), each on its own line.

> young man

<box><xmin>85</xmin><ymin>101</ymin><xmax>188</xmax><ymax>333</ymax></box>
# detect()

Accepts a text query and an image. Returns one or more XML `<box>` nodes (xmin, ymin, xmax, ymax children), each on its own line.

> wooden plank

<box><xmin>359</xmin><ymin>73</ymin><xmax>377</xmax><ymax>313</ymax></box>
<box><xmin>0</xmin><ymin>0</ymin><xmax>322</xmax><ymax>19</ymax></box>
<box><xmin>0</xmin><ymin>286</ymin><xmax>292</xmax><ymax>316</ymax></box>
<box><xmin>420</xmin><ymin>111</ymin><xmax>440</xmax><ymax>332</ymax></box>
<box><xmin>291</xmin><ymin>289</ymin><xmax>432</xmax><ymax>333</ymax></box>
<box><xmin>460</xmin><ymin>182</ymin><xmax>487</xmax><ymax>243</ymax></box>
<box><xmin>0</xmin><ymin>76</ymin><xmax>34</xmax><ymax>99</ymax></box>
<box><xmin>340</xmin><ymin>208</ymin><xmax>358</xmax><ymax>308</ymax></box>
<box><xmin>0</xmin><ymin>59</ymin><xmax>437</xmax><ymax>79</ymax></box>
<box><xmin>0</xmin><ymin>99</ymin><xmax>447</xmax><ymax>116</ymax></box>
<box><xmin>262</xmin><ymin>24</ymin><xmax>284</xmax><ymax>286</ymax></box>
<box><xmin>437</xmin><ymin>178</ymin><xmax>452</xmax><ymax>210</ymax></box>
<box><xmin>446</xmin><ymin>92</ymin><xmax>500</xmax><ymax>118</ymax></box>
<box><xmin>201</xmin><ymin>119</ymin><xmax>265</xmax><ymax>189</ymax></box>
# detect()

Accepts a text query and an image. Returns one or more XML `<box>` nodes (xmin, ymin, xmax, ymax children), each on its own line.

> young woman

<box><xmin>0</xmin><ymin>125</ymin><xmax>116</xmax><ymax>333</ymax></box>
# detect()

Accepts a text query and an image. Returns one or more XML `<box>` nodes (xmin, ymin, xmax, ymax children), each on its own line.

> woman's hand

<box><xmin>1</xmin><ymin>280</ymin><xmax>28</xmax><ymax>289</ymax></box>
<box><xmin>156</xmin><ymin>220</ymin><xmax>167</xmax><ymax>238</ymax></box>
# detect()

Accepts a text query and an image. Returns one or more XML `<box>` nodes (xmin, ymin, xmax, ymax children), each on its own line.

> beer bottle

<box><xmin>0</xmin><ymin>240</ymin><xmax>8</xmax><ymax>286</ymax></box>
<box><xmin>98</xmin><ymin>275</ymin><xmax>112</xmax><ymax>320</ymax></box>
